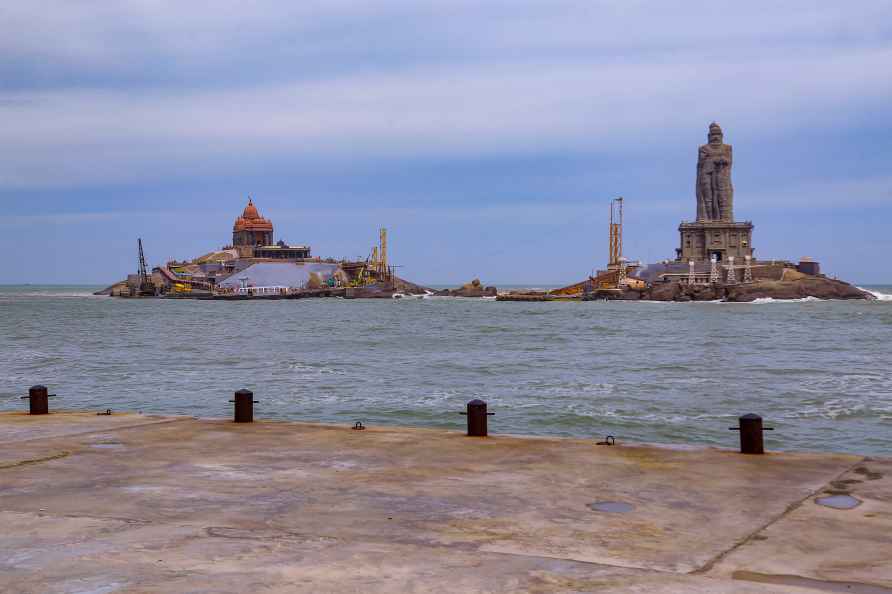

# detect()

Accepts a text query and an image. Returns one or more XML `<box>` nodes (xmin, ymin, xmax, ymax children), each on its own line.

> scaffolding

<box><xmin>743</xmin><ymin>255</ymin><xmax>754</xmax><ymax>284</ymax></box>
<box><xmin>608</xmin><ymin>197</ymin><xmax>623</xmax><ymax>268</ymax></box>
<box><xmin>726</xmin><ymin>256</ymin><xmax>738</xmax><ymax>285</ymax></box>
<box><xmin>379</xmin><ymin>228</ymin><xmax>389</xmax><ymax>281</ymax></box>
<box><xmin>709</xmin><ymin>255</ymin><xmax>720</xmax><ymax>284</ymax></box>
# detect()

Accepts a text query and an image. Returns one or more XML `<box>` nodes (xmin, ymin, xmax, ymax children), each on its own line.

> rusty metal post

<box><xmin>230</xmin><ymin>389</ymin><xmax>257</xmax><ymax>423</ymax></box>
<box><xmin>729</xmin><ymin>413</ymin><xmax>773</xmax><ymax>454</ymax></box>
<box><xmin>462</xmin><ymin>399</ymin><xmax>494</xmax><ymax>437</ymax></box>
<box><xmin>21</xmin><ymin>385</ymin><xmax>50</xmax><ymax>415</ymax></box>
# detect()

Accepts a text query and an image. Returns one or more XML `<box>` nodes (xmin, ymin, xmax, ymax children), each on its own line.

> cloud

<box><xmin>1</xmin><ymin>1</ymin><xmax>891</xmax><ymax>285</ymax></box>
<box><xmin>745</xmin><ymin>176</ymin><xmax>892</xmax><ymax>212</ymax></box>
<box><xmin>2</xmin><ymin>44</ymin><xmax>891</xmax><ymax>189</ymax></box>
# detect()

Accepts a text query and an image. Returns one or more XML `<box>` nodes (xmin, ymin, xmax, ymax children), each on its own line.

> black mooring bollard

<box><xmin>729</xmin><ymin>413</ymin><xmax>774</xmax><ymax>454</ymax></box>
<box><xmin>461</xmin><ymin>399</ymin><xmax>494</xmax><ymax>437</ymax></box>
<box><xmin>20</xmin><ymin>385</ymin><xmax>51</xmax><ymax>415</ymax></box>
<box><xmin>230</xmin><ymin>389</ymin><xmax>258</xmax><ymax>423</ymax></box>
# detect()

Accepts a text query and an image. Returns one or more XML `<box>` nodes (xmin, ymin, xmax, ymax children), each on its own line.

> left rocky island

<box><xmin>96</xmin><ymin>198</ymin><xmax>438</xmax><ymax>300</ymax></box>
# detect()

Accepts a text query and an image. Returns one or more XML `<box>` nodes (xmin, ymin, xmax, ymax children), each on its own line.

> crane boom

<box><xmin>136</xmin><ymin>238</ymin><xmax>155</xmax><ymax>295</ymax></box>
<box><xmin>138</xmin><ymin>238</ymin><xmax>148</xmax><ymax>282</ymax></box>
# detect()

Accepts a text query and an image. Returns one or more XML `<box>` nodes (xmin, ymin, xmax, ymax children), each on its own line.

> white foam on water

<box><xmin>859</xmin><ymin>287</ymin><xmax>892</xmax><ymax>301</ymax></box>
<box><xmin>749</xmin><ymin>296</ymin><xmax>821</xmax><ymax>304</ymax></box>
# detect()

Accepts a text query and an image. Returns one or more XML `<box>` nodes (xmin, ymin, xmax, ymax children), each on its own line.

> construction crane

<box><xmin>136</xmin><ymin>238</ymin><xmax>155</xmax><ymax>295</ymax></box>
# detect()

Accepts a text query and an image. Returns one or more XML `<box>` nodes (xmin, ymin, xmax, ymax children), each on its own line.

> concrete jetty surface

<box><xmin>1</xmin><ymin>412</ymin><xmax>889</xmax><ymax>593</ymax></box>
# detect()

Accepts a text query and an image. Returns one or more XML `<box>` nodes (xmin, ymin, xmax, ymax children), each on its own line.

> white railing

<box><xmin>235</xmin><ymin>286</ymin><xmax>288</xmax><ymax>296</ymax></box>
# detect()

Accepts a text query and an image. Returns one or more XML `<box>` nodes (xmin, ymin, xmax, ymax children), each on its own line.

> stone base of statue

<box><xmin>676</xmin><ymin>220</ymin><xmax>753</xmax><ymax>263</ymax></box>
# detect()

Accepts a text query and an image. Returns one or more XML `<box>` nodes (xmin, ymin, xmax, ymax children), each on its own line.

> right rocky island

<box><xmin>640</xmin><ymin>122</ymin><xmax>872</xmax><ymax>302</ymax></box>
<box><xmin>505</xmin><ymin>122</ymin><xmax>874</xmax><ymax>303</ymax></box>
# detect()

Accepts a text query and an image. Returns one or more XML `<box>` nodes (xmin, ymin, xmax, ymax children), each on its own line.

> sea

<box><xmin>1</xmin><ymin>285</ymin><xmax>890</xmax><ymax>455</ymax></box>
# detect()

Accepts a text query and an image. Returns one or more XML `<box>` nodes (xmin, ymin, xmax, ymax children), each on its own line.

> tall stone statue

<box><xmin>696</xmin><ymin>122</ymin><xmax>734</xmax><ymax>222</ymax></box>
<box><xmin>678</xmin><ymin>122</ymin><xmax>752</xmax><ymax>264</ymax></box>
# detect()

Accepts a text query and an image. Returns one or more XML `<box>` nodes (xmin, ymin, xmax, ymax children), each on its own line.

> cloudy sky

<box><xmin>2</xmin><ymin>1</ymin><xmax>890</xmax><ymax>285</ymax></box>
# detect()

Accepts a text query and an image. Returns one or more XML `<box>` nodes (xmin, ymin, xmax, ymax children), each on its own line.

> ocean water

<box><xmin>1</xmin><ymin>284</ymin><xmax>890</xmax><ymax>455</ymax></box>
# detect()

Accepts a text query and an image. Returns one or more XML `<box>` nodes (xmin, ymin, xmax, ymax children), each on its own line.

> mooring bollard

<box><xmin>729</xmin><ymin>413</ymin><xmax>774</xmax><ymax>454</ymax></box>
<box><xmin>461</xmin><ymin>399</ymin><xmax>494</xmax><ymax>437</ymax></box>
<box><xmin>229</xmin><ymin>389</ymin><xmax>258</xmax><ymax>423</ymax></box>
<box><xmin>20</xmin><ymin>385</ymin><xmax>54</xmax><ymax>415</ymax></box>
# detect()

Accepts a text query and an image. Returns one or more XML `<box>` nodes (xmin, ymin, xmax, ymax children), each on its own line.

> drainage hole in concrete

<box><xmin>815</xmin><ymin>494</ymin><xmax>861</xmax><ymax>510</ymax></box>
<box><xmin>588</xmin><ymin>501</ymin><xmax>634</xmax><ymax>513</ymax></box>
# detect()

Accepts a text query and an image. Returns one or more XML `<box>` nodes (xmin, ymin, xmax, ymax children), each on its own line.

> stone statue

<box><xmin>696</xmin><ymin>122</ymin><xmax>734</xmax><ymax>222</ymax></box>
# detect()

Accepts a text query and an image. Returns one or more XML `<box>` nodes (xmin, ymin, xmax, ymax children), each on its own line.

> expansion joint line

<box><xmin>0</xmin><ymin>416</ymin><xmax>192</xmax><ymax>447</ymax></box>
<box><xmin>691</xmin><ymin>457</ymin><xmax>867</xmax><ymax>575</ymax></box>
<box><xmin>0</xmin><ymin>451</ymin><xmax>71</xmax><ymax>470</ymax></box>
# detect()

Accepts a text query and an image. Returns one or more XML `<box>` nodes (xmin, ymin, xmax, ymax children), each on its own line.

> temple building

<box><xmin>231</xmin><ymin>198</ymin><xmax>311</xmax><ymax>259</ymax></box>
<box><xmin>232</xmin><ymin>198</ymin><xmax>274</xmax><ymax>255</ymax></box>
<box><xmin>677</xmin><ymin>123</ymin><xmax>754</xmax><ymax>263</ymax></box>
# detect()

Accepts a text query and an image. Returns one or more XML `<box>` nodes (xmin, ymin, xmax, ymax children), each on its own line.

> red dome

<box><xmin>242</xmin><ymin>199</ymin><xmax>260</xmax><ymax>220</ymax></box>
<box><xmin>233</xmin><ymin>198</ymin><xmax>273</xmax><ymax>232</ymax></box>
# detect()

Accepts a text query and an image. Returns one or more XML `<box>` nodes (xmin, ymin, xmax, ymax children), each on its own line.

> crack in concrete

<box><xmin>0</xmin><ymin>451</ymin><xmax>70</xmax><ymax>469</ymax></box>
<box><xmin>690</xmin><ymin>457</ymin><xmax>867</xmax><ymax>576</ymax></box>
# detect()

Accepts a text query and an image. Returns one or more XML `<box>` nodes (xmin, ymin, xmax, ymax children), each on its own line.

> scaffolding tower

<box><xmin>726</xmin><ymin>256</ymin><xmax>738</xmax><ymax>285</ymax></box>
<box><xmin>743</xmin><ymin>255</ymin><xmax>754</xmax><ymax>284</ymax></box>
<box><xmin>608</xmin><ymin>197</ymin><xmax>623</xmax><ymax>269</ymax></box>
<box><xmin>379</xmin><ymin>228</ymin><xmax>388</xmax><ymax>281</ymax></box>
<box><xmin>709</xmin><ymin>255</ymin><xmax>720</xmax><ymax>284</ymax></box>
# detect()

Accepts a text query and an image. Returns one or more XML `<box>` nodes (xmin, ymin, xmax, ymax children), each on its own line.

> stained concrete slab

<box><xmin>0</xmin><ymin>411</ymin><xmax>180</xmax><ymax>447</ymax></box>
<box><xmin>708</xmin><ymin>458</ymin><xmax>892</xmax><ymax>590</ymax></box>
<box><xmin>0</xmin><ymin>412</ymin><xmax>886</xmax><ymax>593</ymax></box>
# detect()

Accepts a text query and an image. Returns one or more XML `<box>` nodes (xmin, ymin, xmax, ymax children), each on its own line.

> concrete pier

<box><xmin>1</xmin><ymin>411</ymin><xmax>889</xmax><ymax>593</ymax></box>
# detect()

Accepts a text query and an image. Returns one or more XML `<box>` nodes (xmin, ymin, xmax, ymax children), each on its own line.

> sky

<box><xmin>1</xmin><ymin>1</ymin><xmax>891</xmax><ymax>286</ymax></box>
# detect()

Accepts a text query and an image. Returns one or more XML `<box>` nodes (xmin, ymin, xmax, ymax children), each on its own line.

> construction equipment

<box><xmin>379</xmin><ymin>228</ymin><xmax>388</xmax><ymax>281</ymax></box>
<box><xmin>608</xmin><ymin>197</ymin><xmax>623</xmax><ymax>269</ymax></box>
<box><xmin>549</xmin><ymin>196</ymin><xmax>645</xmax><ymax>298</ymax></box>
<box><xmin>136</xmin><ymin>238</ymin><xmax>155</xmax><ymax>295</ymax></box>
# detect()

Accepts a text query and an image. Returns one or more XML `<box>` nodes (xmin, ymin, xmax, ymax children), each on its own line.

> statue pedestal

<box><xmin>677</xmin><ymin>221</ymin><xmax>753</xmax><ymax>263</ymax></box>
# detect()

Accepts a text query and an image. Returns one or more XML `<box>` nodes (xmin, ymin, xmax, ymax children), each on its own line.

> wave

<box><xmin>859</xmin><ymin>287</ymin><xmax>892</xmax><ymax>301</ymax></box>
<box><xmin>749</xmin><ymin>296</ymin><xmax>821</xmax><ymax>304</ymax></box>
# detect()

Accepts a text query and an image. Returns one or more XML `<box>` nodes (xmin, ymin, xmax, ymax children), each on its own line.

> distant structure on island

<box><xmin>232</xmin><ymin>198</ymin><xmax>273</xmax><ymax>251</ymax></box>
<box><xmin>231</xmin><ymin>198</ymin><xmax>311</xmax><ymax>260</ymax></box>
<box><xmin>677</xmin><ymin>123</ymin><xmax>754</xmax><ymax>263</ymax></box>
<box><xmin>97</xmin><ymin>196</ymin><xmax>426</xmax><ymax>298</ymax></box>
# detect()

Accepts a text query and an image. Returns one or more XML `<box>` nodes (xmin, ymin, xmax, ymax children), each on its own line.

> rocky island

<box><xmin>100</xmin><ymin>123</ymin><xmax>867</xmax><ymax>304</ymax></box>
<box><xmin>501</xmin><ymin>122</ymin><xmax>873</xmax><ymax>303</ymax></box>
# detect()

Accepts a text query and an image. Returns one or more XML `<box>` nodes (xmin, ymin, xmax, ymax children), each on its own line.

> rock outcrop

<box><xmin>644</xmin><ymin>276</ymin><xmax>872</xmax><ymax>302</ymax></box>
<box><xmin>436</xmin><ymin>279</ymin><xmax>498</xmax><ymax>297</ymax></box>
<box><xmin>723</xmin><ymin>277</ymin><xmax>871</xmax><ymax>302</ymax></box>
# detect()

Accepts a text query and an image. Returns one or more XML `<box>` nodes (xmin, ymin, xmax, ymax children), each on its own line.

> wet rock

<box><xmin>641</xmin><ymin>276</ymin><xmax>872</xmax><ymax>302</ymax></box>
<box><xmin>724</xmin><ymin>277</ymin><xmax>872</xmax><ymax>302</ymax></box>
<box><xmin>439</xmin><ymin>279</ymin><xmax>497</xmax><ymax>298</ymax></box>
